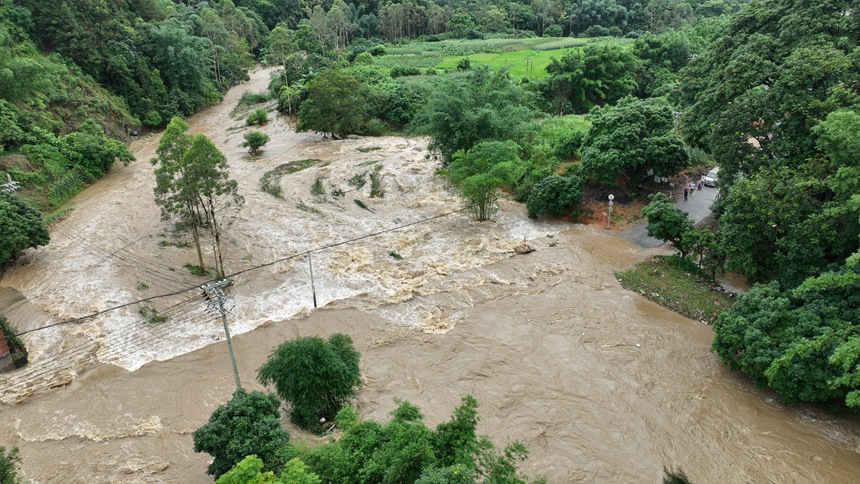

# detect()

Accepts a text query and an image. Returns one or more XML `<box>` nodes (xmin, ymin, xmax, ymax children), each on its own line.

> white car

<box><xmin>703</xmin><ymin>167</ymin><xmax>719</xmax><ymax>187</ymax></box>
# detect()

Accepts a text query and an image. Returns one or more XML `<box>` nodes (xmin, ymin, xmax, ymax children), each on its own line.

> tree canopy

<box><xmin>193</xmin><ymin>389</ymin><xmax>291</xmax><ymax>479</ymax></box>
<box><xmin>0</xmin><ymin>191</ymin><xmax>49</xmax><ymax>265</ymax></box>
<box><xmin>257</xmin><ymin>333</ymin><xmax>362</xmax><ymax>431</ymax></box>
<box><xmin>409</xmin><ymin>67</ymin><xmax>537</xmax><ymax>164</ymax></box>
<box><xmin>581</xmin><ymin>96</ymin><xmax>689</xmax><ymax>185</ymax></box>
<box><xmin>297</xmin><ymin>69</ymin><xmax>367</xmax><ymax>138</ymax></box>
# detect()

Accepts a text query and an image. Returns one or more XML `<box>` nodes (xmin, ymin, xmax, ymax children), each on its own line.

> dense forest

<box><xmin>1</xmin><ymin>0</ymin><xmax>859</xmax><ymax>459</ymax></box>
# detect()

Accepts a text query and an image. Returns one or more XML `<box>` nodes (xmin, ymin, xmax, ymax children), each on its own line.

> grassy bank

<box><xmin>616</xmin><ymin>255</ymin><xmax>736</xmax><ymax>323</ymax></box>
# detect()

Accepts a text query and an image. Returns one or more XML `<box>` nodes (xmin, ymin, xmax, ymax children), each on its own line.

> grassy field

<box><xmin>616</xmin><ymin>255</ymin><xmax>737</xmax><ymax>323</ymax></box>
<box><xmin>384</xmin><ymin>36</ymin><xmax>632</xmax><ymax>79</ymax></box>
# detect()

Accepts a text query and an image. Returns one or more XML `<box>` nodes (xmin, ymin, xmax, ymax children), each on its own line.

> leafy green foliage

<box><xmin>0</xmin><ymin>190</ymin><xmax>49</xmax><ymax>265</ymax></box>
<box><xmin>243</xmin><ymin>130</ymin><xmax>271</xmax><ymax>155</ymax></box>
<box><xmin>216</xmin><ymin>455</ymin><xmax>321</xmax><ymax>484</ymax></box>
<box><xmin>297</xmin><ymin>69</ymin><xmax>367</xmax><ymax>138</ymax></box>
<box><xmin>247</xmin><ymin>109</ymin><xmax>269</xmax><ymax>126</ymax></box>
<box><xmin>257</xmin><ymin>334</ymin><xmax>361</xmax><ymax>431</ymax></box>
<box><xmin>681</xmin><ymin>0</ymin><xmax>860</xmax><ymax>191</ymax></box>
<box><xmin>540</xmin><ymin>43</ymin><xmax>638</xmax><ymax>115</ymax></box>
<box><xmin>640</xmin><ymin>193</ymin><xmax>694</xmax><ymax>256</ymax></box>
<box><xmin>712</xmin><ymin>264</ymin><xmax>860</xmax><ymax>407</ymax></box>
<box><xmin>581</xmin><ymin>96</ymin><xmax>689</xmax><ymax>185</ymax></box>
<box><xmin>216</xmin><ymin>455</ymin><xmax>280</xmax><ymax>484</ymax></box>
<box><xmin>409</xmin><ymin>67</ymin><xmax>537</xmax><ymax>164</ymax></box>
<box><xmin>290</xmin><ymin>396</ymin><xmax>542</xmax><ymax>484</ymax></box>
<box><xmin>444</xmin><ymin>140</ymin><xmax>523</xmax><ymax>221</ymax></box>
<box><xmin>152</xmin><ymin>117</ymin><xmax>243</xmax><ymax>276</ymax></box>
<box><xmin>193</xmin><ymin>389</ymin><xmax>291</xmax><ymax>479</ymax></box>
<box><xmin>0</xmin><ymin>446</ymin><xmax>21</xmax><ymax>484</ymax></box>
<box><xmin>718</xmin><ymin>164</ymin><xmax>858</xmax><ymax>287</ymax></box>
<box><xmin>526</xmin><ymin>175</ymin><xmax>585</xmax><ymax>218</ymax></box>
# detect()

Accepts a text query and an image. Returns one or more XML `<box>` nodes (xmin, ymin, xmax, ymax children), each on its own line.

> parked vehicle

<box><xmin>703</xmin><ymin>166</ymin><xmax>720</xmax><ymax>186</ymax></box>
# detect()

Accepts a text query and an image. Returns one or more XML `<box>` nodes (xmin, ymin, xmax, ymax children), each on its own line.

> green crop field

<box><xmin>384</xmin><ymin>36</ymin><xmax>632</xmax><ymax>79</ymax></box>
<box><xmin>435</xmin><ymin>48</ymin><xmax>572</xmax><ymax>78</ymax></box>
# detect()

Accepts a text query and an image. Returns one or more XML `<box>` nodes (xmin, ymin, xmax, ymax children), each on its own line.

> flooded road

<box><xmin>1</xmin><ymin>68</ymin><xmax>859</xmax><ymax>482</ymax></box>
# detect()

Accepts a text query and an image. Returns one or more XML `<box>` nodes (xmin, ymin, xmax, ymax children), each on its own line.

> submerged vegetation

<box><xmin>259</xmin><ymin>159</ymin><xmax>321</xmax><ymax>199</ymax></box>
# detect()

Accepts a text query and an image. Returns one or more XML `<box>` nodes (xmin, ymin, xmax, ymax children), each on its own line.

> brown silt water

<box><xmin>1</xmin><ymin>68</ymin><xmax>859</xmax><ymax>483</ymax></box>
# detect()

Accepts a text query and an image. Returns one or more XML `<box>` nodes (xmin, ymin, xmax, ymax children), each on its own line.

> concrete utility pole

<box><xmin>202</xmin><ymin>279</ymin><xmax>241</xmax><ymax>391</ymax></box>
<box><xmin>673</xmin><ymin>111</ymin><xmax>683</xmax><ymax>134</ymax></box>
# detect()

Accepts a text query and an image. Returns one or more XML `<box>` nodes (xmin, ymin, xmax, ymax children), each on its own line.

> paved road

<box><xmin>622</xmin><ymin>185</ymin><xmax>718</xmax><ymax>248</ymax></box>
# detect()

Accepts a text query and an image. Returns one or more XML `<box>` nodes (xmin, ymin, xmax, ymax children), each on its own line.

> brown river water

<box><xmin>1</xmin><ymin>68</ymin><xmax>860</xmax><ymax>483</ymax></box>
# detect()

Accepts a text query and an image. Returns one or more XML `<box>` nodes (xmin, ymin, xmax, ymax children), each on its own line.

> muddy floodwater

<box><xmin>2</xmin><ymin>68</ymin><xmax>860</xmax><ymax>483</ymax></box>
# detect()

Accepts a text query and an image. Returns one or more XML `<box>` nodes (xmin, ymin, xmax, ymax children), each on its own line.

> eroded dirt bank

<box><xmin>1</xmin><ymin>68</ymin><xmax>859</xmax><ymax>483</ymax></box>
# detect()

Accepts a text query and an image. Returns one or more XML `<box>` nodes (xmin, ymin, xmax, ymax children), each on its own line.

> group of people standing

<box><xmin>683</xmin><ymin>177</ymin><xmax>704</xmax><ymax>201</ymax></box>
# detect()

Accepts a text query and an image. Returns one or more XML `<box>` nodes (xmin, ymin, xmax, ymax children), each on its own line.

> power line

<box><xmin>17</xmin><ymin>207</ymin><xmax>467</xmax><ymax>336</ymax></box>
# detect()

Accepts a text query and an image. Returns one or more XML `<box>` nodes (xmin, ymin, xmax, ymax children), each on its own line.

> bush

<box><xmin>526</xmin><ymin>175</ymin><xmax>584</xmax><ymax>218</ymax></box>
<box><xmin>239</xmin><ymin>91</ymin><xmax>271</xmax><ymax>106</ymax></box>
<box><xmin>257</xmin><ymin>334</ymin><xmax>361</xmax><ymax>431</ymax></box>
<box><xmin>543</xmin><ymin>25</ymin><xmax>563</xmax><ymax>37</ymax></box>
<box><xmin>243</xmin><ymin>130</ymin><xmax>271</xmax><ymax>155</ymax></box>
<box><xmin>0</xmin><ymin>446</ymin><xmax>21</xmax><ymax>484</ymax></box>
<box><xmin>143</xmin><ymin>110</ymin><xmax>162</xmax><ymax>127</ymax></box>
<box><xmin>456</xmin><ymin>58</ymin><xmax>472</xmax><ymax>71</ymax></box>
<box><xmin>362</xmin><ymin>118</ymin><xmax>387</xmax><ymax>136</ymax></box>
<box><xmin>192</xmin><ymin>389</ymin><xmax>291</xmax><ymax>478</ymax></box>
<box><xmin>247</xmin><ymin>109</ymin><xmax>269</xmax><ymax>126</ymax></box>
<box><xmin>0</xmin><ymin>191</ymin><xmax>50</xmax><ymax>265</ymax></box>
<box><xmin>353</xmin><ymin>52</ymin><xmax>374</xmax><ymax>65</ymax></box>
<box><xmin>390</xmin><ymin>65</ymin><xmax>423</xmax><ymax>78</ymax></box>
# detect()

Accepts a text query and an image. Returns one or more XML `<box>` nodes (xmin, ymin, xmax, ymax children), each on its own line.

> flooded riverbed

<box><xmin>1</xmin><ymin>68</ymin><xmax>859</xmax><ymax>482</ymax></box>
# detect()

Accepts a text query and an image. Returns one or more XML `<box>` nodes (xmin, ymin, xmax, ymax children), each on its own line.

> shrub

<box><xmin>353</xmin><ymin>52</ymin><xmax>373</xmax><ymax>65</ymax></box>
<box><xmin>362</xmin><ymin>118</ymin><xmax>387</xmax><ymax>136</ymax></box>
<box><xmin>526</xmin><ymin>175</ymin><xmax>584</xmax><ymax>218</ymax></box>
<box><xmin>246</xmin><ymin>108</ymin><xmax>269</xmax><ymax>126</ymax></box>
<box><xmin>242</xmin><ymin>130</ymin><xmax>271</xmax><ymax>155</ymax></box>
<box><xmin>0</xmin><ymin>446</ymin><xmax>22</xmax><ymax>484</ymax></box>
<box><xmin>192</xmin><ymin>389</ymin><xmax>291</xmax><ymax>478</ymax></box>
<box><xmin>257</xmin><ymin>334</ymin><xmax>361</xmax><ymax>431</ymax></box>
<box><xmin>543</xmin><ymin>25</ymin><xmax>563</xmax><ymax>37</ymax></box>
<box><xmin>456</xmin><ymin>58</ymin><xmax>472</xmax><ymax>71</ymax></box>
<box><xmin>143</xmin><ymin>110</ymin><xmax>163</xmax><ymax>127</ymax></box>
<box><xmin>390</xmin><ymin>65</ymin><xmax>422</xmax><ymax>78</ymax></box>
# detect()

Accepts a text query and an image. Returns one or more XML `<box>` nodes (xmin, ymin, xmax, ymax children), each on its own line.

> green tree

<box><xmin>152</xmin><ymin>117</ymin><xmax>206</xmax><ymax>272</ymax></box>
<box><xmin>216</xmin><ymin>455</ymin><xmax>321</xmax><ymax>484</ymax></box>
<box><xmin>243</xmin><ymin>130</ymin><xmax>270</xmax><ymax>155</ymax></box>
<box><xmin>297</xmin><ymin>69</ymin><xmax>367</xmax><ymax>139</ymax></box>
<box><xmin>152</xmin><ymin>118</ymin><xmax>243</xmax><ymax>277</ymax></box>
<box><xmin>0</xmin><ymin>446</ymin><xmax>21</xmax><ymax>484</ymax></box>
<box><xmin>526</xmin><ymin>175</ymin><xmax>585</xmax><ymax>218</ymax></box>
<box><xmin>0</xmin><ymin>191</ymin><xmax>49</xmax><ymax>266</ymax></box>
<box><xmin>288</xmin><ymin>397</ymin><xmax>541</xmax><ymax>483</ymax></box>
<box><xmin>581</xmin><ymin>96</ymin><xmax>689</xmax><ymax>185</ymax></box>
<box><xmin>680</xmin><ymin>0</ymin><xmax>859</xmax><ymax>191</ymax></box>
<box><xmin>541</xmin><ymin>43</ymin><xmax>638</xmax><ymax>114</ymax></box>
<box><xmin>216</xmin><ymin>455</ymin><xmax>281</xmax><ymax>484</ymax></box>
<box><xmin>712</xmin><ymin>264</ymin><xmax>860</xmax><ymax>407</ymax></box>
<box><xmin>640</xmin><ymin>193</ymin><xmax>694</xmax><ymax>256</ymax></box>
<box><xmin>409</xmin><ymin>67</ymin><xmax>537</xmax><ymax>164</ymax></box>
<box><xmin>444</xmin><ymin>140</ymin><xmax>523</xmax><ymax>221</ymax></box>
<box><xmin>182</xmin><ymin>134</ymin><xmax>244</xmax><ymax>277</ymax></box>
<box><xmin>193</xmin><ymin>389</ymin><xmax>291</xmax><ymax>478</ymax></box>
<box><xmin>257</xmin><ymin>334</ymin><xmax>361</xmax><ymax>431</ymax></box>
